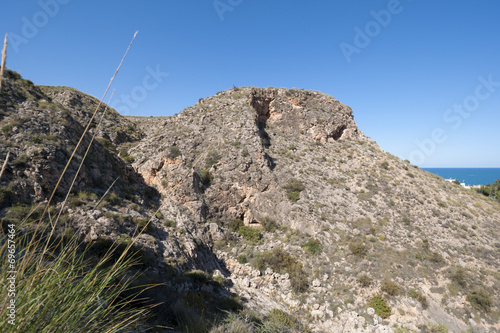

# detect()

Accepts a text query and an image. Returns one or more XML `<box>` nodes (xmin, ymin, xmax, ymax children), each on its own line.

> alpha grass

<box><xmin>0</xmin><ymin>221</ymin><xmax>152</xmax><ymax>333</ymax></box>
<box><xmin>0</xmin><ymin>30</ymin><xmax>158</xmax><ymax>331</ymax></box>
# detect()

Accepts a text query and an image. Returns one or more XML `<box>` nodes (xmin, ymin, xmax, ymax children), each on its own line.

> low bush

<box><xmin>367</xmin><ymin>295</ymin><xmax>392</xmax><ymax>319</ymax></box>
<box><xmin>132</xmin><ymin>217</ymin><xmax>155</xmax><ymax>233</ymax></box>
<box><xmin>301</xmin><ymin>238</ymin><xmax>322</xmax><ymax>254</ymax></box>
<box><xmin>357</xmin><ymin>274</ymin><xmax>371</xmax><ymax>287</ymax></box>
<box><xmin>257</xmin><ymin>308</ymin><xmax>310</xmax><ymax>333</ymax></box>
<box><xmin>167</xmin><ymin>146</ymin><xmax>181</xmax><ymax>159</ymax></box>
<box><xmin>467</xmin><ymin>288</ymin><xmax>493</xmax><ymax>312</ymax></box>
<box><xmin>205</xmin><ymin>151</ymin><xmax>221</xmax><ymax>169</ymax></box>
<box><xmin>287</xmin><ymin>191</ymin><xmax>300</xmax><ymax>202</ymax></box>
<box><xmin>349</xmin><ymin>241</ymin><xmax>368</xmax><ymax>257</ymax></box>
<box><xmin>449</xmin><ymin>266</ymin><xmax>467</xmax><ymax>288</ymax></box>
<box><xmin>283</xmin><ymin>178</ymin><xmax>305</xmax><ymax>202</ymax></box>
<box><xmin>408</xmin><ymin>289</ymin><xmax>428</xmax><ymax>309</ymax></box>
<box><xmin>237</xmin><ymin>226</ymin><xmax>261</xmax><ymax>243</ymax></box>
<box><xmin>198</xmin><ymin>168</ymin><xmax>213</xmax><ymax>186</ymax></box>
<box><xmin>260</xmin><ymin>246</ymin><xmax>308</xmax><ymax>293</ymax></box>
<box><xmin>228</xmin><ymin>218</ymin><xmax>244</xmax><ymax>232</ymax></box>
<box><xmin>260</xmin><ymin>216</ymin><xmax>278</xmax><ymax>232</ymax></box>
<box><xmin>0</xmin><ymin>186</ymin><xmax>13</xmax><ymax>207</ymax></box>
<box><xmin>381</xmin><ymin>280</ymin><xmax>399</xmax><ymax>296</ymax></box>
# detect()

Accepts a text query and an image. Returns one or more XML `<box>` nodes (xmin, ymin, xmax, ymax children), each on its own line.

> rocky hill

<box><xmin>1</xmin><ymin>70</ymin><xmax>499</xmax><ymax>333</ymax></box>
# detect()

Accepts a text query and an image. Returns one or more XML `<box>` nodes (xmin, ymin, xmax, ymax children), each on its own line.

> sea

<box><xmin>422</xmin><ymin>168</ymin><xmax>500</xmax><ymax>186</ymax></box>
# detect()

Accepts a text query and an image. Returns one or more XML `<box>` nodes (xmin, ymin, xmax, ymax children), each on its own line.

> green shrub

<box><xmin>467</xmin><ymin>288</ymin><xmax>493</xmax><ymax>312</ymax></box>
<box><xmin>367</xmin><ymin>295</ymin><xmax>392</xmax><ymax>319</ymax></box>
<box><xmin>408</xmin><ymin>289</ymin><xmax>428</xmax><ymax>309</ymax></box>
<box><xmin>96</xmin><ymin>137</ymin><xmax>113</xmax><ymax>150</ymax></box>
<box><xmin>428</xmin><ymin>324</ymin><xmax>449</xmax><ymax>333</ymax></box>
<box><xmin>357</xmin><ymin>274</ymin><xmax>371</xmax><ymax>287</ymax></box>
<box><xmin>198</xmin><ymin>168</ymin><xmax>213</xmax><ymax>186</ymax></box>
<box><xmin>167</xmin><ymin>146</ymin><xmax>181</xmax><ymax>159</ymax></box>
<box><xmin>283</xmin><ymin>178</ymin><xmax>305</xmax><ymax>202</ymax></box>
<box><xmin>237</xmin><ymin>226</ymin><xmax>261</xmax><ymax>242</ymax></box>
<box><xmin>132</xmin><ymin>217</ymin><xmax>155</xmax><ymax>233</ymax></box>
<box><xmin>237</xmin><ymin>254</ymin><xmax>247</xmax><ymax>264</ymax></box>
<box><xmin>229</xmin><ymin>218</ymin><xmax>244</xmax><ymax>232</ymax></box>
<box><xmin>124</xmin><ymin>156</ymin><xmax>135</xmax><ymax>164</ymax></box>
<box><xmin>257</xmin><ymin>308</ymin><xmax>310</xmax><ymax>333</ymax></box>
<box><xmin>380</xmin><ymin>161</ymin><xmax>389</xmax><ymax>170</ymax></box>
<box><xmin>260</xmin><ymin>246</ymin><xmax>308</xmax><ymax>293</ymax></box>
<box><xmin>301</xmin><ymin>238</ymin><xmax>322</xmax><ymax>254</ymax></box>
<box><xmin>449</xmin><ymin>266</ymin><xmax>467</xmax><ymax>288</ymax></box>
<box><xmin>349</xmin><ymin>241</ymin><xmax>368</xmax><ymax>257</ymax></box>
<box><xmin>287</xmin><ymin>191</ymin><xmax>300</xmax><ymax>202</ymax></box>
<box><xmin>0</xmin><ymin>186</ymin><xmax>13</xmax><ymax>207</ymax></box>
<box><xmin>2</xmin><ymin>124</ymin><xmax>13</xmax><ymax>132</ymax></box>
<box><xmin>381</xmin><ymin>280</ymin><xmax>399</xmax><ymax>296</ymax></box>
<box><xmin>104</xmin><ymin>191</ymin><xmax>120</xmax><ymax>206</ymax></box>
<box><xmin>260</xmin><ymin>216</ymin><xmax>278</xmax><ymax>232</ymax></box>
<box><xmin>283</xmin><ymin>178</ymin><xmax>305</xmax><ymax>193</ymax></box>
<box><xmin>205</xmin><ymin>151</ymin><xmax>220</xmax><ymax>168</ymax></box>
<box><xmin>4</xmin><ymin>204</ymin><xmax>41</xmax><ymax>224</ymax></box>
<box><xmin>163</xmin><ymin>219</ymin><xmax>176</xmax><ymax>228</ymax></box>
<box><xmin>32</xmin><ymin>136</ymin><xmax>42</xmax><ymax>144</ymax></box>
<box><xmin>429</xmin><ymin>251</ymin><xmax>445</xmax><ymax>265</ymax></box>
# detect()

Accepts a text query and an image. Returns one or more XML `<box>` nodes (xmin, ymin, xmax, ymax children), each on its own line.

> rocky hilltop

<box><xmin>1</xmin><ymin>70</ymin><xmax>499</xmax><ymax>332</ymax></box>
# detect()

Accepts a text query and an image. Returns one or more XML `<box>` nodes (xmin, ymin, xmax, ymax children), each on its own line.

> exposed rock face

<box><xmin>1</xmin><ymin>71</ymin><xmax>499</xmax><ymax>332</ymax></box>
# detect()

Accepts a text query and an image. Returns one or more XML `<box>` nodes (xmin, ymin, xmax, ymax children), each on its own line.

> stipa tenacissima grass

<box><xmin>0</xmin><ymin>31</ymin><xmax>163</xmax><ymax>333</ymax></box>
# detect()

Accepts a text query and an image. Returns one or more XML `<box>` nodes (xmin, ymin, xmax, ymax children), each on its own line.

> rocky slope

<box><xmin>1</xmin><ymin>71</ymin><xmax>499</xmax><ymax>332</ymax></box>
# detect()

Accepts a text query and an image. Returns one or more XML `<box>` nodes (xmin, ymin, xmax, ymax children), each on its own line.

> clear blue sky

<box><xmin>1</xmin><ymin>0</ymin><xmax>499</xmax><ymax>167</ymax></box>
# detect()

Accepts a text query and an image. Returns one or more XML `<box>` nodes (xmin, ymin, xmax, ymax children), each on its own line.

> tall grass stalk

<box><xmin>38</xmin><ymin>31</ymin><xmax>138</xmax><ymax>231</ymax></box>
<box><xmin>0</xmin><ymin>31</ymin><xmax>158</xmax><ymax>331</ymax></box>
<box><xmin>0</xmin><ymin>151</ymin><xmax>9</xmax><ymax>179</ymax></box>
<box><xmin>0</xmin><ymin>33</ymin><xmax>7</xmax><ymax>91</ymax></box>
<box><xmin>36</xmin><ymin>31</ymin><xmax>138</xmax><ymax>260</ymax></box>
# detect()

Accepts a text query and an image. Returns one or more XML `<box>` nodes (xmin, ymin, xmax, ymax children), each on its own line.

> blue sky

<box><xmin>1</xmin><ymin>0</ymin><xmax>499</xmax><ymax>167</ymax></box>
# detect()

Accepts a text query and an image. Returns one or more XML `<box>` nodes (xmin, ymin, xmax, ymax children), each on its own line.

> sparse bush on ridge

<box><xmin>449</xmin><ymin>266</ymin><xmax>468</xmax><ymax>288</ymax></box>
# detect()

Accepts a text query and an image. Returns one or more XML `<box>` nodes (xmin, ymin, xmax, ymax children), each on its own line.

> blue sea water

<box><xmin>422</xmin><ymin>168</ymin><xmax>500</xmax><ymax>186</ymax></box>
